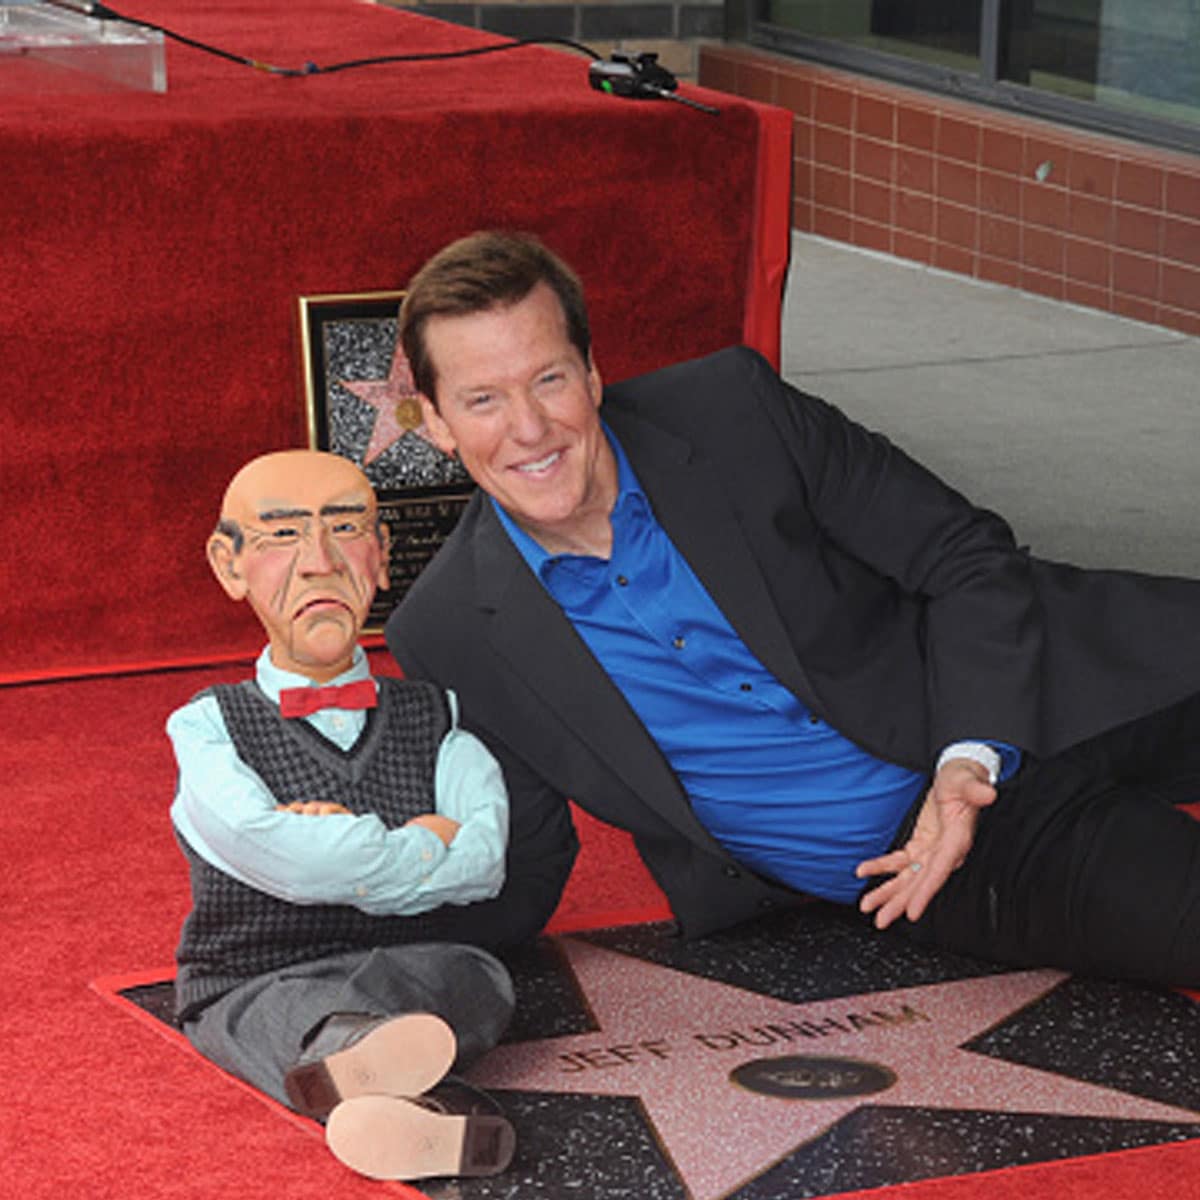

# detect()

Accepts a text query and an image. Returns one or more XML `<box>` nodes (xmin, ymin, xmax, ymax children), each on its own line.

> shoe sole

<box><xmin>285</xmin><ymin>1012</ymin><xmax>456</xmax><ymax>1119</ymax></box>
<box><xmin>326</xmin><ymin>1094</ymin><xmax>516</xmax><ymax>1180</ymax></box>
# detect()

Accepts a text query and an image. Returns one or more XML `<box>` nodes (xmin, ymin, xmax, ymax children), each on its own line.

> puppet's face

<box><xmin>209</xmin><ymin>451</ymin><xmax>389</xmax><ymax>681</ymax></box>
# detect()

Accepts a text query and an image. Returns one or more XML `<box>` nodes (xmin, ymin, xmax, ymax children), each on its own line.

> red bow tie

<box><xmin>278</xmin><ymin>679</ymin><xmax>378</xmax><ymax>719</ymax></box>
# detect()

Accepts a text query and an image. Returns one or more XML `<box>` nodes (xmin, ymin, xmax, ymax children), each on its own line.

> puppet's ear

<box><xmin>207</xmin><ymin>532</ymin><xmax>248</xmax><ymax>601</ymax></box>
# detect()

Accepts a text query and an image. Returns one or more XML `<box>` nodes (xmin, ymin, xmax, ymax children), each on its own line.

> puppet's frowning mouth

<box><xmin>293</xmin><ymin>596</ymin><xmax>351</xmax><ymax>619</ymax></box>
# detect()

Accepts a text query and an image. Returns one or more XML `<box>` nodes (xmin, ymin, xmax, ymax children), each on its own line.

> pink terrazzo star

<box><xmin>468</xmin><ymin>938</ymin><xmax>1200</xmax><ymax>1200</ymax></box>
<box><xmin>341</xmin><ymin>348</ymin><xmax>433</xmax><ymax>465</ymax></box>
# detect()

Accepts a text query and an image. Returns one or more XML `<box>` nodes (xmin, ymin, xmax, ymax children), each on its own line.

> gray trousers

<box><xmin>182</xmin><ymin>942</ymin><xmax>515</xmax><ymax>1110</ymax></box>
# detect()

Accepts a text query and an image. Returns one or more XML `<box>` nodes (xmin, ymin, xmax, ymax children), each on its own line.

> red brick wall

<box><xmin>699</xmin><ymin>44</ymin><xmax>1200</xmax><ymax>336</ymax></box>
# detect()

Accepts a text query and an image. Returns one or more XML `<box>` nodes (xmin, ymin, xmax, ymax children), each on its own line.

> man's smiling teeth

<box><xmin>516</xmin><ymin>451</ymin><xmax>561</xmax><ymax>474</ymax></box>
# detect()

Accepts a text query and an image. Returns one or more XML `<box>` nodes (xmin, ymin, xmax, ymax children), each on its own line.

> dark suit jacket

<box><xmin>387</xmin><ymin>347</ymin><xmax>1200</xmax><ymax>937</ymax></box>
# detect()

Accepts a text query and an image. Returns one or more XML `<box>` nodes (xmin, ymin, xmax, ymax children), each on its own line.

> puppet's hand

<box><xmin>855</xmin><ymin>760</ymin><xmax>995</xmax><ymax>929</ymax></box>
<box><xmin>406</xmin><ymin>813</ymin><xmax>461</xmax><ymax>847</ymax></box>
<box><xmin>275</xmin><ymin>800</ymin><xmax>353</xmax><ymax>816</ymax></box>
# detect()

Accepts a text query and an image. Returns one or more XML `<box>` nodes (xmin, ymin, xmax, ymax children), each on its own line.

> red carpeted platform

<box><xmin>0</xmin><ymin>0</ymin><xmax>789</xmax><ymax>686</ymax></box>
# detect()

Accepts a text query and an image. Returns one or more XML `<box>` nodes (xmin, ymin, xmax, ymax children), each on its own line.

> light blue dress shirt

<box><xmin>168</xmin><ymin>646</ymin><xmax>507</xmax><ymax>916</ymax></box>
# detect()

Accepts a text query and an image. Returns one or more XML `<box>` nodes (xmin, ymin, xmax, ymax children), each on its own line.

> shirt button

<box><xmin>332</xmin><ymin>715</ymin><xmax>346</xmax><ymax>731</ymax></box>
<box><xmin>615</xmin><ymin>574</ymin><xmax>629</xmax><ymax>587</ymax></box>
<box><xmin>355</xmin><ymin>885</ymin><xmax>367</xmax><ymax>897</ymax></box>
<box><xmin>740</xmin><ymin>682</ymin><xmax>752</xmax><ymax>692</ymax></box>
<box><xmin>672</xmin><ymin>635</ymin><xmax>686</xmax><ymax>650</ymax></box>
<box><xmin>808</xmin><ymin>715</ymin><xmax>821</xmax><ymax>725</ymax></box>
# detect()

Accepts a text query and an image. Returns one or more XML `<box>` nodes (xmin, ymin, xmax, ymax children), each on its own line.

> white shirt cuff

<box><xmin>935</xmin><ymin>741</ymin><xmax>1001</xmax><ymax>785</ymax></box>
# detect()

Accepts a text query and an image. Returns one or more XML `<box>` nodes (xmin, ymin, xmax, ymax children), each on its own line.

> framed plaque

<box><xmin>298</xmin><ymin>290</ymin><xmax>475</xmax><ymax>631</ymax></box>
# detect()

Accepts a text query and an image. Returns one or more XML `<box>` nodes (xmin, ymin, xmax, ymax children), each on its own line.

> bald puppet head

<box><xmin>207</xmin><ymin>450</ymin><xmax>390</xmax><ymax>681</ymax></box>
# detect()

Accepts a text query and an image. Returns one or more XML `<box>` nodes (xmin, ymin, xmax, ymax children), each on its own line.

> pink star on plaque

<box><xmin>341</xmin><ymin>347</ymin><xmax>432</xmax><ymax>466</ymax></box>
<box><xmin>468</xmin><ymin>939</ymin><xmax>1200</xmax><ymax>1200</ymax></box>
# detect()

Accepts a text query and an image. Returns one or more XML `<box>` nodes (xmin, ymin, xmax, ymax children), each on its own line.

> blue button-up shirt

<box><xmin>493</xmin><ymin>428</ymin><xmax>927</xmax><ymax>903</ymax></box>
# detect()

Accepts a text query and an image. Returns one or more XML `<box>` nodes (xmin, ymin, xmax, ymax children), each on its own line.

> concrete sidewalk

<box><xmin>779</xmin><ymin>233</ymin><xmax>1200</xmax><ymax>578</ymax></box>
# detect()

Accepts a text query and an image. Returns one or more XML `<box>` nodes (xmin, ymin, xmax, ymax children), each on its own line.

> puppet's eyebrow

<box><xmin>320</xmin><ymin>503</ymin><xmax>368</xmax><ymax>517</ymax></box>
<box><xmin>256</xmin><ymin>507</ymin><xmax>313</xmax><ymax>522</ymax></box>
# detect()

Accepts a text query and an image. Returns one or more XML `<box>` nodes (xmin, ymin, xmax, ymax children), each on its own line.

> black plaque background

<box><xmin>299</xmin><ymin>291</ymin><xmax>474</xmax><ymax>631</ymax></box>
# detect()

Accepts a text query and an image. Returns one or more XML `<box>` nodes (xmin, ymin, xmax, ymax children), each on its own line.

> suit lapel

<box><xmin>605</xmin><ymin>408</ymin><xmax>817</xmax><ymax>707</ymax></box>
<box><xmin>470</xmin><ymin>501</ymin><xmax>715</xmax><ymax>847</ymax></box>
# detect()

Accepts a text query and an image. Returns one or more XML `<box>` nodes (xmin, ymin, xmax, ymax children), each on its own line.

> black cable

<box><xmin>42</xmin><ymin>1</ymin><xmax>602</xmax><ymax>76</ymax></box>
<box><xmin>648</xmin><ymin>87</ymin><xmax>720</xmax><ymax>115</ymax></box>
<box><xmin>44</xmin><ymin>0</ymin><xmax>276</xmax><ymax>70</ymax></box>
<box><xmin>306</xmin><ymin>37</ymin><xmax>604</xmax><ymax>75</ymax></box>
<box><xmin>41</xmin><ymin>0</ymin><xmax>718</xmax><ymax>113</ymax></box>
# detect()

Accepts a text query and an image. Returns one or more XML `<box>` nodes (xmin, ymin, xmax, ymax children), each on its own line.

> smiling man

<box><xmin>164</xmin><ymin>449</ymin><xmax>556</xmax><ymax>1182</ymax></box>
<box><xmin>387</xmin><ymin>230</ymin><xmax>1200</xmax><ymax>990</ymax></box>
<box><xmin>416</xmin><ymin>278</ymin><xmax>617</xmax><ymax>558</ymax></box>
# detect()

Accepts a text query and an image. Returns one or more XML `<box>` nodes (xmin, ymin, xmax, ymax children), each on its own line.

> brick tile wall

<box><xmin>699</xmin><ymin>43</ymin><xmax>1200</xmax><ymax>336</ymax></box>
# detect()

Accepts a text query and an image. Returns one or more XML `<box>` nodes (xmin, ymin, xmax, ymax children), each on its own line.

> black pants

<box><xmin>899</xmin><ymin>691</ymin><xmax>1200</xmax><ymax>988</ymax></box>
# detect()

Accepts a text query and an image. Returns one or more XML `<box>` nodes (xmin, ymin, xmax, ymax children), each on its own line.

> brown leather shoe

<box><xmin>283</xmin><ymin>1011</ymin><xmax>456</xmax><ymax>1120</ymax></box>
<box><xmin>325</xmin><ymin>1079</ymin><xmax>516</xmax><ymax>1180</ymax></box>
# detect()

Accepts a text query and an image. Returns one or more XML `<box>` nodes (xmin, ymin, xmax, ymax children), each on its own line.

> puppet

<box><xmin>167</xmin><ymin>449</ymin><xmax>515</xmax><ymax>1181</ymax></box>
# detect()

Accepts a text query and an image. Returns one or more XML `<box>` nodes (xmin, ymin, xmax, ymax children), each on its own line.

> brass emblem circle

<box><xmin>395</xmin><ymin>396</ymin><xmax>423</xmax><ymax>431</ymax></box>
<box><xmin>730</xmin><ymin>1056</ymin><xmax>897</xmax><ymax>1100</ymax></box>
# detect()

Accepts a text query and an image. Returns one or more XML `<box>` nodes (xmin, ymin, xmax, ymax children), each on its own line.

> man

<box><xmin>386</xmin><ymin>231</ymin><xmax>1200</xmax><ymax>988</ymax></box>
<box><xmin>168</xmin><ymin>449</ymin><xmax>570</xmax><ymax>1180</ymax></box>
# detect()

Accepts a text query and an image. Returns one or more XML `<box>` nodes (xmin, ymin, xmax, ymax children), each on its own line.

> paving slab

<box><xmin>779</xmin><ymin>235</ymin><xmax>1200</xmax><ymax>577</ymax></box>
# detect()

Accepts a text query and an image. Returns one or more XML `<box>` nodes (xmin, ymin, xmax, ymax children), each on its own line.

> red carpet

<box><xmin>0</xmin><ymin>0</ymin><xmax>789</xmax><ymax>686</ymax></box>
<box><xmin>0</xmin><ymin>659</ymin><xmax>667</xmax><ymax>1199</ymax></box>
<box><xmin>3</xmin><ymin>663</ymin><xmax>1197</xmax><ymax>1198</ymax></box>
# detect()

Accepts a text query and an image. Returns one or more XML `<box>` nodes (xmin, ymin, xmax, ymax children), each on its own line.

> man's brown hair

<box><xmin>400</xmin><ymin>231</ymin><xmax>591</xmax><ymax>406</ymax></box>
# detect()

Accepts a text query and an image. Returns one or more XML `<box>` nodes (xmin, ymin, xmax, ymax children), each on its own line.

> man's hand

<box><xmin>855</xmin><ymin>759</ymin><xmax>997</xmax><ymax>929</ymax></box>
<box><xmin>275</xmin><ymin>800</ymin><xmax>353</xmax><ymax>816</ymax></box>
<box><xmin>406</xmin><ymin>813</ymin><xmax>461</xmax><ymax>848</ymax></box>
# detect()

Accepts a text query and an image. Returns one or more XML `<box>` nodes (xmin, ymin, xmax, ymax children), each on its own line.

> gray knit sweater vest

<box><xmin>174</xmin><ymin>676</ymin><xmax>451</xmax><ymax>1021</ymax></box>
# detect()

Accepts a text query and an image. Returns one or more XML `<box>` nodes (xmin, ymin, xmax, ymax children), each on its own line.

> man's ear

<box><xmin>588</xmin><ymin>359</ymin><xmax>603</xmax><ymax>408</ymax></box>
<box><xmin>419</xmin><ymin>393</ymin><xmax>457</xmax><ymax>458</ymax></box>
<box><xmin>375</xmin><ymin>520</ymin><xmax>391</xmax><ymax>592</ymax></box>
<box><xmin>207</xmin><ymin>533</ymin><xmax>248</xmax><ymax>601</ymax></box>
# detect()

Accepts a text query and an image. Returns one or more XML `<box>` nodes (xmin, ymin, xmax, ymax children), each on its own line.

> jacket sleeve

<box><xmin>741</xmin><ymin>346</ymin><xmax>1042</xmax><ymax>756</ymax></box>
